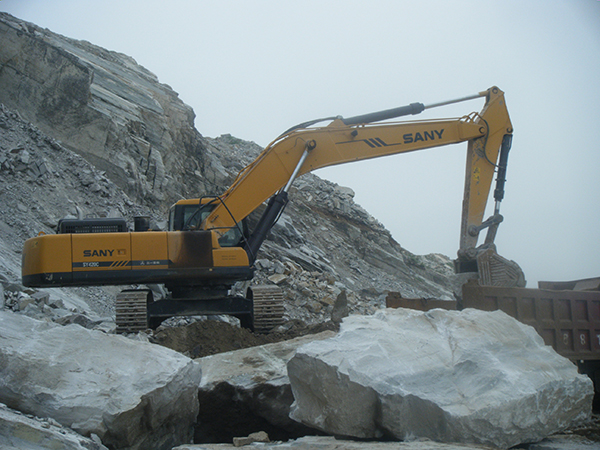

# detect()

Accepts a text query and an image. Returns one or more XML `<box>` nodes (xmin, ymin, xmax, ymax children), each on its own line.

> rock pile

<box><xmin>0</xmin><ymin>305</ymin><xmax>597</xmax><ymax>450</ymax></box>
<box><xmin>0</xmin><ymin>101</ymin><xmax>147</xmax><ymax>322</ymax></box>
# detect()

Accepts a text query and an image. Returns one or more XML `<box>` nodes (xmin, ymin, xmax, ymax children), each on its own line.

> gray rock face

<box><xmin>287</xmin><ymin>308</ymin><xmax>593</xmax><ymax>449</ymax></box>
<box><xmin>0</xmin><ymin>310</ymin><xmax>202</xmax><ymax>450</ymax></box>
<box><xmin>0</xmin><ymin>12</ymin><xmax>459</xmax><ymax>327</ymax></box>
<box><xmin>0</xmin><ymin>12</ymin><xmax>207</xmax><ymax>207</ymax></box>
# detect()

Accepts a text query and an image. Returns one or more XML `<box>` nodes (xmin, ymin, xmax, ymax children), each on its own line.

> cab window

<box><xmin>168</xmin><ymin>204</ymin><xmax>244</xmax><ymax>247</ymax></box>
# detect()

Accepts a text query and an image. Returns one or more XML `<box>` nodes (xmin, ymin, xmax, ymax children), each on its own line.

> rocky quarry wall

<box><xmin>0</xmin><ymin>12</ymin><xmax>597</xmax><ymax>450</ymax></box>
<box><xmin>0</xmin><ymin>11</ymin><xmax>460</xmax><ymax>323</ymax></box>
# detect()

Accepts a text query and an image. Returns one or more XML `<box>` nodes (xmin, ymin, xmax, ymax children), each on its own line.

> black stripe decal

<box><xmin>335</xmin><ymin>138</ymin><xmax>403</xmax><ymax>147</ymax></box>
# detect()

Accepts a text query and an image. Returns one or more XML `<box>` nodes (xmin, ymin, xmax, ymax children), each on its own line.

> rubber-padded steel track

<box><xmin>115</xmin><ymin>290</ymin><xmax>150</xmax><ymax>333</ymax></box>
<box><xmin>250</xmin><ymin>285</ymin><xmax>284</xmax><ymax>333</ymax></box>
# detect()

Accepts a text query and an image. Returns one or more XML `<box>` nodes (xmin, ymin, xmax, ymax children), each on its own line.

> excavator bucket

<box><xmin>476</xmin><ymin>248</ymin><xmax>526</xmax><ymax>288</ymax></box>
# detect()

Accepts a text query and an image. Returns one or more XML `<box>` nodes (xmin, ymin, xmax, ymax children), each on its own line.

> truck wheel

<box><xmin>248</xmin><ymin>285</ymin><xmax>284</xmax><ymax>333</ymax></box>
<box><xmin>115</xmin><ymin>289</ymin><xmax>152</xmax><ymax>334</ymax></box>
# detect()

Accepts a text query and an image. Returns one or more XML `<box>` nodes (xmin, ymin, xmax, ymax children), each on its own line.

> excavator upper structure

<box><xmin>22</xmin><ymin>86</ymin><xmax>525</xmax><ymax>332</ymax></box>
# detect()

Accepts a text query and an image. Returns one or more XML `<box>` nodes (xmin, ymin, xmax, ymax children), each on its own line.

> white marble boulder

<box><xmin>0</xmin><ymin>402</ymin><xmax>108</xmax><ymax>450</ymax></box>
<box><xmin>288</xmin><ymin>308</ymin><xmax>593</xmax><ymax>449</ymax></box>
<box><xmin>0</xmin><ymin>311</ymin><xmax>202</xmax><ymax>450</ymax></box>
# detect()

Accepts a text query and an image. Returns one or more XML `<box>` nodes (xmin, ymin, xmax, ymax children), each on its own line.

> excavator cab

<box><xmin>168</xmin><ymin>197</ymin><xmax>249</xmax><ymax>248</ymax></box>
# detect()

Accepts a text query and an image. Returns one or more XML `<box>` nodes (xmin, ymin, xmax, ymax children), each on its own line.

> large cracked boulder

<box><xmin>196</xmin><ymin>331</ymin><xmax>335</xmax><ymax>442</ymax></box>
<box><xmin>0</xmin><ymin>311</ymin><xmax>202</xmax><ymax>450</ymax></box>
<box><xmin>287</xmin><ymin>308</ymin><xmax>593</xmax><ymax>449</ymax></box>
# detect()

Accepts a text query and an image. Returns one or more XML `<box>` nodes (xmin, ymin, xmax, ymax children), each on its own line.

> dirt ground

<box><xmin>150</xmin><ymin>319</ymin><xmax>337</xmax><ymax>358</ymax></box>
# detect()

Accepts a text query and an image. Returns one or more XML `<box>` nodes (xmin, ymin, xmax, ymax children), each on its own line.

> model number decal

<box><xmin>82</xmin><ymin>261</ymin><xmax>100</xmax><ymax>267</ymax></box>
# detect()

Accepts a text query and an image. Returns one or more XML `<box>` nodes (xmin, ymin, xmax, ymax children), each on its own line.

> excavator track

<box><xmin>115</xmin><ymin>290</ymin><xmax>151</xmax><ymax>334</ymax></box>
<box><xmin>250</xmin><ymin>285</ymin><xmax>285</xmax><ymax>333</ymax></box>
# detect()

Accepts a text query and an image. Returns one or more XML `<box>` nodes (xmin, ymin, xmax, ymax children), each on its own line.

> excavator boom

<box><xmin>206</xmin><ymin>117</ymin><xmax>484</xmax><ymax>231</ymax></box>
<box><xmin>203</xmin><ymin>87</ymin><xmax>518</xmax><ymax>283</ymax></box>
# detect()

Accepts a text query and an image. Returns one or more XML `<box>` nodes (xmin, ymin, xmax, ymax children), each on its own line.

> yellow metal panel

<box><xmin>131</xmin><ymin>231</ymin><xmax>169</xmax><ymax>269</ymax></box>
<box><xmin>460</xmin><ymin>87</ymin><xmax>513</xmax><ymax>250</ymax></box>
<box><xmin>22</xmin><ymin>234</ymin><xmax>71</xmax><ymax>276</ymax></box>
<box><xmin>212</xmin><ymin>248</ymin><xmax>250</xmax><ymax>267</ymax></box>
<box><xmin>71</xmin><ymin>233</ymin><xmax>131</xmax><ymax>271</ymax></box>
<box><xmin>167</xmin><ymin>231</ymin><xmax>213</xmax><ymax>268</ymax></box>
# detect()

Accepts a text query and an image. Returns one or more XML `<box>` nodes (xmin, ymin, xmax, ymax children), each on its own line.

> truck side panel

<box><xmin>462</xmin><ymin>281</ymin><xmax>600</xmax><ymax>361</ymax></box>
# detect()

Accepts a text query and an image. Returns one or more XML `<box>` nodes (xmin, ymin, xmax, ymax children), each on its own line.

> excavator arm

<box><xmin>208</xmin><ymin>116</ymin><xmax>484</xmax><ymax>226</ymax></box>
<box><xmin>202</xmin><ymin>87</ymin><xmax>522</xmax><ymax>285</ymax></box>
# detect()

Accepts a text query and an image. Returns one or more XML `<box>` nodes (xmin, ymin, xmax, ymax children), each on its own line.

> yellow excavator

<box><xmin>21</xmin><ymin>86</ymin><xmax>525</xmax><ymax>332</ymax></box>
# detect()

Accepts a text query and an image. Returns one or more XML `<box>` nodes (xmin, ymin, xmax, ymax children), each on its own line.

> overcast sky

<box><xmin>2</xmin><ymin>0</ymin><xmax>599</xmax><ymax>286</ymax></box>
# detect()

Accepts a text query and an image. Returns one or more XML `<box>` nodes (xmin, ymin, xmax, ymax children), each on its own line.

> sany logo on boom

<box><xmin>337</xmin><ymin>128</ymin><xmax>445</xmax><ymax>148</ymax></box>
<box><xmin>403</xmin><ymin>129</ymin><xmax>444</xmax><ymax>144</ymax></box>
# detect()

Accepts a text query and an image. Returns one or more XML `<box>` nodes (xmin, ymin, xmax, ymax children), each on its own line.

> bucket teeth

<box><xmin>477</xmin><ymin>248</ymin><xmax>526</xmax><ymax>288</ymax></box>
